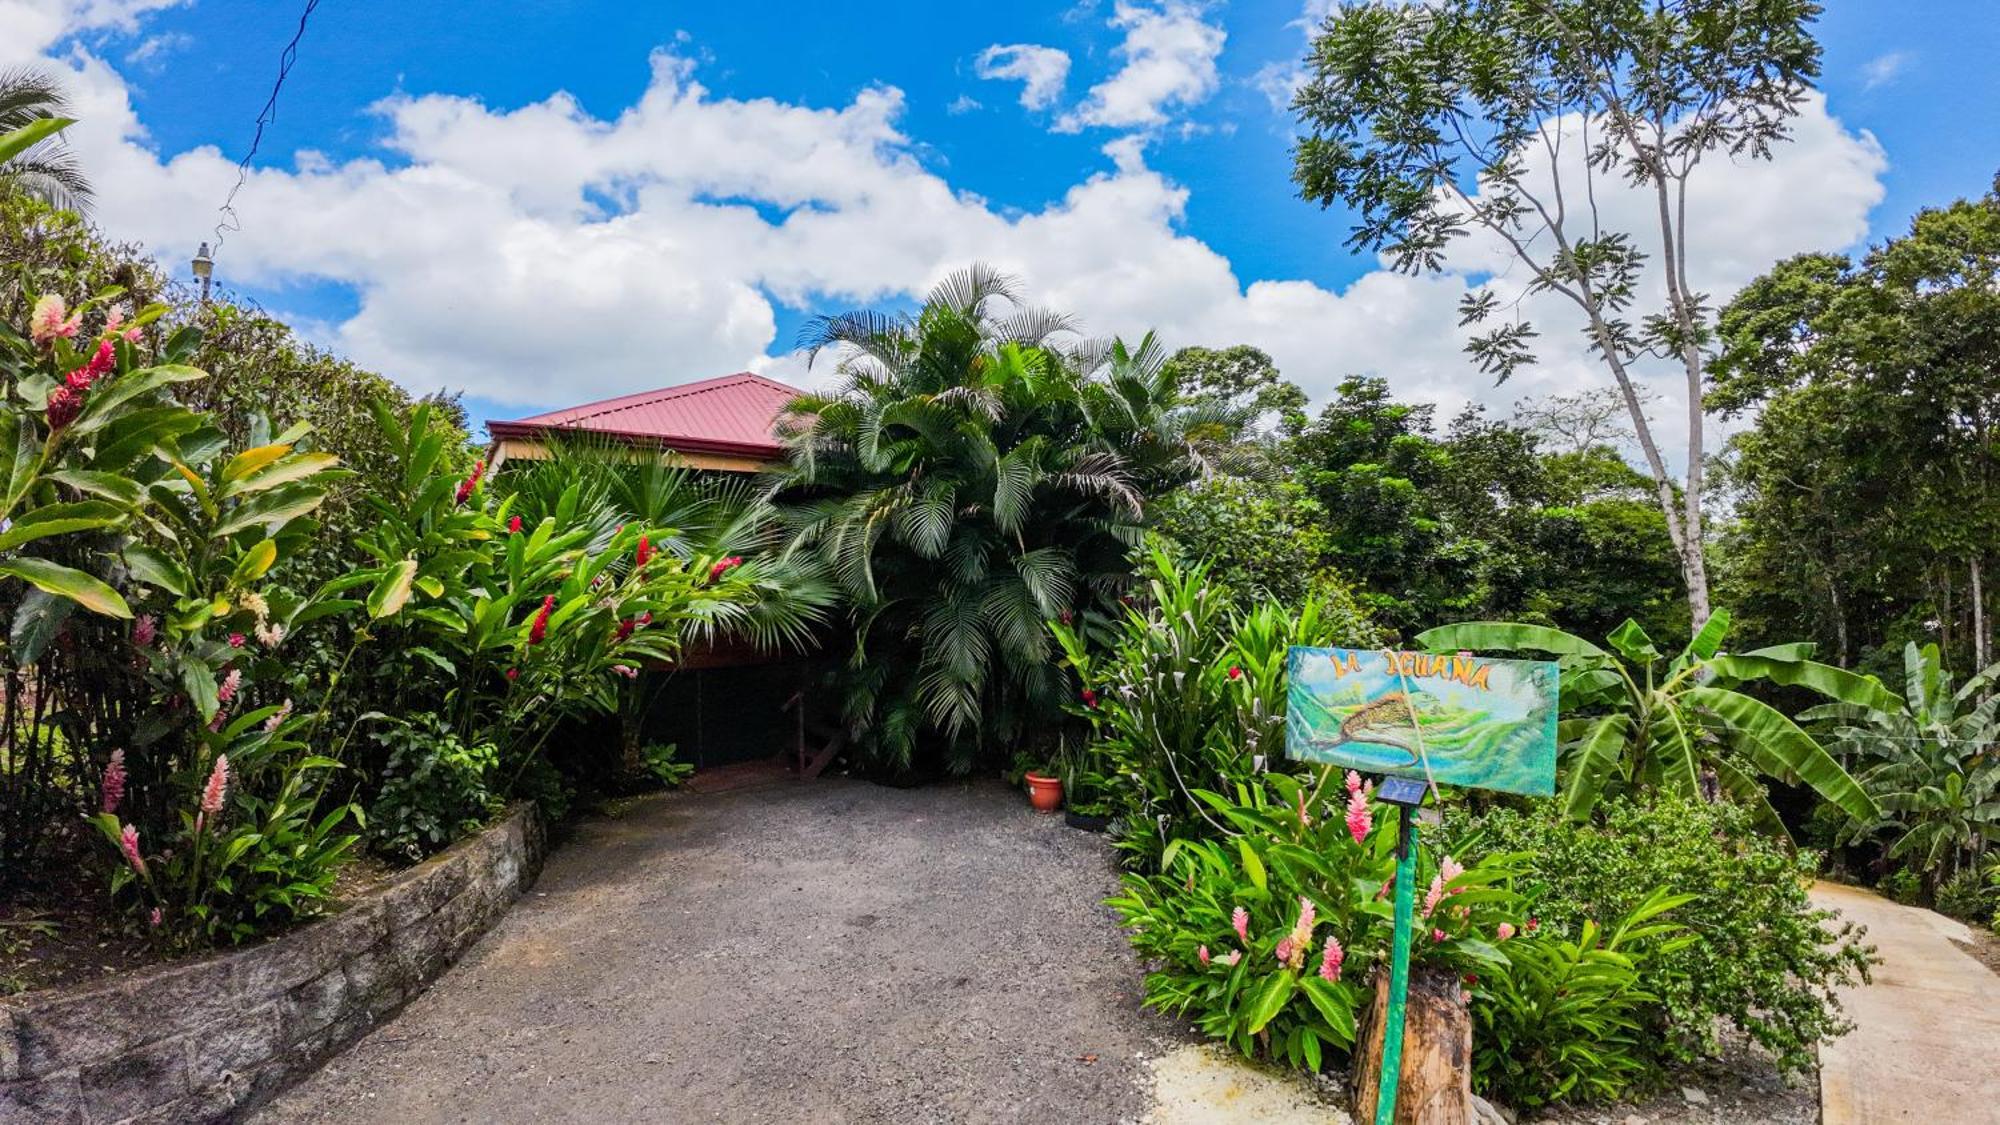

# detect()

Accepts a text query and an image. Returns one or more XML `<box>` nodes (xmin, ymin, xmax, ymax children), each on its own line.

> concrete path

<box><xmin>252</xmin><ymin>778</ymin><xmax>1346</xmax><ymax>1123</ymax></box>
<box><xmin>1810</xmin><ymin>881</ymin><xmax>2000</xmax><ymax>1125</ymax></box>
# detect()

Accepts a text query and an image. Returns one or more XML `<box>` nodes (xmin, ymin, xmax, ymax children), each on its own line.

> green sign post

<box><xmin>1284</xmin><ymin>647</ymin><xmax>1559</xmax><ymax>1124</ymax></box>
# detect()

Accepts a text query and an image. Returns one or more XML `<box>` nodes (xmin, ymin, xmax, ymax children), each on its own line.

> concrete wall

<box><xmin>0</xmin><ymin>804</ymin><xmax>544</xmax><ymax>1124</ymax></box>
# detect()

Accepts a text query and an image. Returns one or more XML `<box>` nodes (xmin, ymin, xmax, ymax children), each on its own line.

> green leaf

<box><xmin>0</xmin><ymin>118</ymin><xmax>72</xmax><ymax>164</ymax></box>
<box><xmin>221</xmin><ymin>443</ymin><xmax>292</xmax><ymax>483</ymax></box>
<box><xmin>9</xmin><ymin>588</ymin><xmax>73</xmax><ymax>665</ymax></box>
<box><xmin>181</xmin><ymin>659</ymin><xmax>219</xmax><ymax>720</ymax></box>
<box><xmin>230</xmin><ymin>540</ymin><xmax>279</xmax><ymax>585</ymax></box>
<box><xmin>1237</xmin><ymin>838</ymin><xmax>1268</xmax><ymax>892</ymax></box>
<box><xmin>219</xmin><ymin>451</ymin><xmax>340</xmax><ymax>498</ymax></box>
<box><xmin>70</xmin><ymin>364</ymin><xmax>207</xmax><ymax>435</ymax></box>
<box><xmin>1707</xmin><ymin>654</ymin><xmax>1898</xmax><ymax>711</ymax></box>
<box><xmin>0</xmin><ymin>558</ymin><xmax>131</xmax><ymax>617</ymax></box>
<box><xmin>366</xmin><ymin>559</ymin><xmax>418</xmax><ymax>619</ymax></box>
<box><xmin>212</xmin><ymin>482</ymin><xmax>328</xmax><ymax>538</ymax></box>
<box><xmin>1242</xmin><ymin>971</ymin><xmax>1298</xmax><ymax>1034</ymax></box>
<box><xmin>1561</xmin><ymin>714</ymin><xmax>1632</xmax><ymax>821</ymax></box>
<box><xmin>1683</xmin><ymin>686</ymin><xmax>1880</xmax><ymax>820</ymax></box>
<box><xmin>1417</xmin><ymin>621</ymin><xmax>1607</xmax><ymax>660</ymax></box>
<box><xmin>1299</xmin><ymin>977</ymin><xmax>1357</xmax><ymax>1044</ymax></box>
<box><xmin>1606</xmin><ymin>619</ymin><xmax>1661</xmax><ymax>664</ymax></box>
<box><xmin>0</xmin><ymin>500</ymin><xmax>126</xmax><ymax>551</ymax></box>
<box><xmin>44</xmin><ymin>469</ymin><xmax>144</xmax><ymax>505</ymax></box>
<box><xmin>123</xmin><ymin>543</ymin><xmax>189</xmax><ymax>596</ymax></box>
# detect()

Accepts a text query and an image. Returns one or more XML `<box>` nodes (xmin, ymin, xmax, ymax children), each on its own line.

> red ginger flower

<box><xmin>528</xmin><ymin>595</ymin><xmax>555</xmax><ymax>644</ymax></box>
<box><xmin>455</xmin><ymin>458</ymin><xmax>486</xmax><ymax>506</ymax></box>
<box><xmin>708</xmin><ymin>555</ymin><xmax>743</xmax><ymax>582</ymax></box>
<box><xmin>101</xmin><ymin>749</ymin><xmax>127</xmax><ymax>814</ymax></box>
<box><xmin>614</xmin><ymin>618</ymin><xmax>636</xmax><ymax>642</ymax></box>
<box><xmin>636</xmin><ymin>536</ymin><xmax>653</xmax><ymax>567</ymax></box>
<box><xmin>505</xmin><ymin>667</ymin><xmax>519</xmax><ymax>681</ymax></box>
<box><xmin>1227</xmin><ymin>665</ymin><xmax>1242</xmax><ymax>680</ymax></box>
<box><xmin>68</xmin><ymin>340</ymin><xmax>115</xmax><ymax>390</ymax></box>
<box><xmin>508</xmin><ymin>515</ymin><xmax>523</xmax><ymax>534</ymax></box>
<box><xmin>1080</xmin><ymin>688</ymin><xmax>1098</xmax><ymax>708</ymax></box>
<box><xmin>46</xmin><ymin>386</ymin><xmax>82</xmax><ymax>430</ymax></box>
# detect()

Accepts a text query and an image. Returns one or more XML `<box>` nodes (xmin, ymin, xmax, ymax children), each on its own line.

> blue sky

<box><xmin>18</xmin><ymin>1</ymin><xmax>2000</xmax><ymax>436</ymax></box>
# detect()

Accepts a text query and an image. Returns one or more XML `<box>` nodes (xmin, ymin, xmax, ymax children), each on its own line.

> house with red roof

<box><xmin>486</xmin><ymin>372</ymin><xmax>803</xmax><ymax>472</ymax></box>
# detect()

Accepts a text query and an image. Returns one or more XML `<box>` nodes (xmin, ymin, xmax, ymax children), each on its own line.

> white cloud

<box><xmin>972</xmin><ymin>43</ymin><xmax>1070</xmax><ymax>111</ymax></box>
<box><xmin>20</xmin><ymin>4</ymin><xmax>1887</xmax><ymax>440</ymax></box>
<box><xmin>1055</xmin><ymin>0</ymin><xmax>1225</xmax><ymax>133</ymax></box>
<box><xmin>945</xmin><ymin>94</ymin><xmax>982</xmax><ymax>115</ymax></box>
<box><xmin>1861</xmin><ymin>50</ymin><xmax>1911</xmax><ymax>91</ymax></box>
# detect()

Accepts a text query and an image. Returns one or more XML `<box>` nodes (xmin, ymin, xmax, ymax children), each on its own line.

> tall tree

<box><xmin>1291</xmin><ymin>0</ymin><xmax>1826</xmax><ymax>627</ymax></box>
<box><xmin>1712</xmin><ymin>177</ymin><xmax>2000</xmax><ymax>674</ymax></box>
<box><xmin>0</xmin><ymin>68</ymin><xmax>92</xmax><ymax>213</ymax></box>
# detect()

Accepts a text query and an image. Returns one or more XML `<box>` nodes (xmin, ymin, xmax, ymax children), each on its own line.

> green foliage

<box><xmin>1472</xmin><ymin>889</ymin><xmax>1693</xmax><ymax>1108</ymax></box>
<box><xmin>639</xmin><ymin>742</ymin><xmax>694</xmax><ymax>789</ymax></box>
<box><xmin>1934</xmin><ymin>867</ymin><xmax>1996</xmax><ymax>925</ymax></box>
<box><xmin>1444</xmin><ymin>797</ymin><xmax>1876</xmax><ymax>1073</ymax></box>
<box><xmin>1805</xmin><ymin>643</ymin><xmax>2000</xmax><ymax>889</ymax></box>
<box><xmin>1421</xmin><ymin>613</ymin><xmax>1886</xmax><ymax>829</ymax></box>
<box><xmin>1051</xmin><ymin>546</ymin><xmax>1379</xmax><ymax>869</ymax></box>
<box><xmin>366</xmin><ymin>713</ymin><xmax>502</xmax><ymax>862</ymax></box>
<box><xmin>0</xmin><ymin>69</ymin><xmax>91</xmax><ymax>213</ymax></box>
<box><xmin>1109</xmin><ymin>774</ymin><xmax>1520</xmax><ymax>1071</ymax></box>
<box><xmin>774</xmin><ymin>265</ymin><xmax>1226</xmax><ymax>775</ymax></box>
<box><xmin>1712</xmin><ymin>178</ymin><xmax>2000</xmax><ymax>674</ymax></box>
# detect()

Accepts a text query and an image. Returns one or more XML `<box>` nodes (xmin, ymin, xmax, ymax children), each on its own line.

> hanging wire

<box><xmin>209</xmin><ymin>0</ymin><xmax>324</xmax><ymax>255</ymax></box>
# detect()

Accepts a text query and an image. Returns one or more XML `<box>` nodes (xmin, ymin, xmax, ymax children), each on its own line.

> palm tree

<box><xmin>773</xmin><ymin>264</ymin><xmax>1215</xmax><ymax>775</ymax></box>
<box><xmin>0</xmin><ymin>68</ymin><xmax>92</xmax><ymax>213</ymax></box>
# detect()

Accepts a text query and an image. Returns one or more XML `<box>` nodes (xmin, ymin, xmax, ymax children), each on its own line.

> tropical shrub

<box><xmin>1110</xmin><ymin>772</ymin><xmax>1522</xmax><ymax>1071</ymax></box>
<box><xmin>1051</xmin><ymin>547</ymin><xmax>1380</xmax><ymax>869</ymax></box>
<box><xmin>1420</xmin><ymin>613</ymin><xmax>1888</xmax><ymax>829</ymax></box>
<box><xmin>1805</xmin><ymin>642</ymin><xmax>2000</xmax><ymax>892</ymax></box>
<box><xmin>366</xmin><ymin>713</ymin><xmax>502</xmax><ymax>862</ymax></box>
<box><xmin>1471</xmin><ymin>889</ymin><xmax>1692</xmax><ymax>1108</ymax></box>
<box><xmin>773</xmin><ymin>265</ymin><xmax>1226</xmax><ymax>775</ymax></box>
<box><xmin>638</xmin><ymin>742</ymin><xmax>694</xmax><ymax>788</ymax></box>
<box><xmin>1443</xmin><ymin>796</ymin><xmax>1875</xmax><ymax>1072</ymax></box>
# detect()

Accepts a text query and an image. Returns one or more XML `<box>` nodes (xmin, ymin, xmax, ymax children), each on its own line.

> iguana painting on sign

<box><xmin>1286</xmin><ymin>647</ymin><xmax>1559</xmax><ymax>797</ymax></box>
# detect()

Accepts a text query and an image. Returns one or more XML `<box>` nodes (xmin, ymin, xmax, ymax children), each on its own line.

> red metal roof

<box><xmin>487</xmin><ymin>372</ymin><xmax>803</xmax><ymax>459</ymax></box>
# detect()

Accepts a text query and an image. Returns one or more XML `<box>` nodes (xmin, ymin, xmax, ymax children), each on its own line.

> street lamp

<box><xmin>191</xmin><ymin>242</ymin><xmax>214</xmax><ymax>303</ymax></box>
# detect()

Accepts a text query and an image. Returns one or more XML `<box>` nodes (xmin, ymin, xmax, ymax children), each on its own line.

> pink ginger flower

<box><xmin>207</xmin><ymin>710</ymin><xmax>227</xmax><ymax>733</ymax></box>
<box><xmin>1440</xmin><ymin>856</ymin><xmax>1465</xmax><ymax>888</ymax></box>
<box><xmin>227</xmin><ymin>632</ymin><xmax>246</xmax><ymax>648</ymax></box>
<box><xmin>217</xmin><ymin>668</ymin><xmax>241</xmax><ymax>703</ymax></box>
<box><xmin>101</xmin><ymin>749</ymin><xmax>127</xmax><ymax>814</ymax></box>
<box><xmin>264</xmin><ymin>698</ymin><xmax>293</xmax><ymax>733</ymax></box>
<box><xmin>105</xmin><ymin>303</ymin><xmax>141</xmax><ymax>343</ymax></box>
<box><xmin>120</xmin><ymin>823</ymin><xmax>146</xmax><ymax>876</ymax></box>
<box><xmin>1345</xmin><ymin>786</ymin><xmax>1372</xmax><ymax>844</ymax></box>
<box><xmin>1319</xmin><ymin>937</ymin><xmax>1345</xmax><ymax>982</ymax></box>
<box><xmin>1232</xmin><ymin>905</ymin><xmax>1249</xmax><ymax>943</ymax></box>
<box><xmin>1218</xmin><ymin>950</ymin><xmax>1241</xmax><ymax>966</ymax></box>
<box><xmin>1198</xmin><ymin>945</ymin><xmax>1210</xmax><ymax>965</ymax></box>
<box><xmin>1345</xmin><ymin>769</ymin><xmax>1362</xmax><ymax>794</ymax></box>
<box><xmin>1423</xmin><ymin>874</ymin><xmax>1446</xmax><ymax>918</ymax></box>
<box><xmin>1525</xmin><ymin>917</ymin><xmax>1540</xmax><ymax>933</ymax></box>
<box><xmin>255</xmin><ymin>620</ymin><xmax>286</xmax><ymax>649</ymax></box>
<box><xmin>1275</xmin><ymin>936</ymin><xmax>1296</xmax><ymax>967</ymax></box>
<box><xmin>68</xmin><ymin>340</ymin><xmax>115</xmax><ymax>390</ymax></box>
<box><xmin>29</xmin><ymin>294</ymin><xmax>80</xmax><ymax>346</ymax></box>
<box><xmin>1496</xmin><ymin>922</ymin><xmax>1516</xmax><ymax>941</ymax></box>
<box><xmin>133</xmin><ymin>614</ymin><xmax>157</xmax><ymax>648</ymax></box>
<box><xmin>613</xmin><ymin>664</ymin><xmax>637</xmax><ymax>679</ymax></box>
<box><xmin>148</xmin><ymin>907</ymin><xmax>162</xmax><ymax>927</ymax></box>
<box><xmin>196</xmin><ymin>754</ymin><xmax>230</xmax><ymax>832</ymax></box>
<box><xmin>1431</xmin><ymin>928</ymin><xmax>1446</xmax><ymax>943</ymax></box>
<box><xmin>1292</xmin><ymin>896</ymin><xmax>1317</xmax><ymax>938</ymax></box>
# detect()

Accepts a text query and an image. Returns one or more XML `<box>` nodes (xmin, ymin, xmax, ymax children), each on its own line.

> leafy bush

<box><xmin>1110</xmin><ymin>773</ymin><xmax>1520</xmax><ymax>1072</ymax></box>
<box><xmin>1052</xmin><ymin>546</ymin><xmax>1379</xmax><ymax>869</ymax></box>
<box><xmin>1879</xmin><ymin>868</ymin><xmax>1922</xmax><ymax>905</ymax></box>
<box><xmin>1472</xmin><ymin>889</ymin><xmax>1692</xmax><ymax>1108</ymax></box>
<box><xmin>639</xmin><ymin>742</ymin><xmax>694</xmax><ymax>788</ymax></box>
<box><xmin>1444</xmin><ymin>796</ymin><xmax>1875</xmax><ymax>1072</ymax></box>
<box><xmin>1934</xmin><ymin>867</ymin><xmax>1995</xmax><ymax>925</ymax></box>
<box><xmin>367</xmin><ymin>714</ymin><xmax>502</xmax><ymax>862</ymax></box>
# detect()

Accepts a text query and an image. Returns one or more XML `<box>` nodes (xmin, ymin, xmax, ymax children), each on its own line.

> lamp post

<box><xmin>191</xmin><ymin>241</ymin><xmax>214</xmax><ymax>303</ymax></box>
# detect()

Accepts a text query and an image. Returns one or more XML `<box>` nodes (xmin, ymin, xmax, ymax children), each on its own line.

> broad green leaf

<box><xmin>9</xmin><ymin>588</ymin><xmax>73</xmax><ymax>665</ymax></box>
<box><xmin>0</xmin><ymin>557</ymin><xmax>131</xmax><ymax>617</ymax></box>
<box><xmin>219</xmin><ymin>451</ymin><xmax>340</xmax><ymax>498</ymax></box>
<box><xmin>1417</xmin><ymin>621</ymin><xmax>1607</xmax><ymax>659</ymax></box>
<box><xmin>1242</xmin><ymin>970</ymin><xmax>1297</xmax><ymax>1034</ymax></box>
<box><xmin>1298</xmin><ymin>976</ymin><xmax>1357</xmax><ymax>1043</ymax></box>
<box><xmin>1708</xmin><ymin>654</ymin><xmax>1897</xmax><ymax>711</ymax></box>
<box><xmin>1560</xmin><ymin>714</ymin><xmax>1632</xmax><ymax>821</ymax></box>
<box><xmin>212</xmin><ymin>482</ymin><xmax>328</xmax><ymax>537</ymax></box>
<box><xmin>0</xmin><ymin>500</ymin><xmax>126</xmax><ymax>551</ymax></box>
<box><xmin>366</xmin><ymin>559</ymin><xmax>418</xmax><ymax>619</ymax></box>
<box><xmin>124</xmin><ymin>543</ymin><xmax>189</xmax><ymax>596</ymax></box>
<box><xmin>70</xmin><ymin>364</ymin><xmax>208</xmax><ymax>435</ymax></box>
<box><xmin>1236</xmin><ymin>837</ymin><xmax>1268</xmax><ymax>891</ymax></box>
<box><xmin>1606</xmin><ymin>619</ymin><xmax>1661</xmax><ymax>664</ymax></box>
<box><xmin>44</xmin><ymin>469</ymin><xmax>143</xmax><ymax>505</ymax></box>
<box><xmin>181</xmin><ymin>660</ymin><xmax>218</xmax><ymax>720</ymax></box>
<box><xmin>1684</xmin><ymin>686</ymin><xmax>1880</xmax><ymax>820</ymax></box>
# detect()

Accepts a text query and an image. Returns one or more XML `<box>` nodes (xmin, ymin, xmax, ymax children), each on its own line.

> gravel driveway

<box><xmin>254</xmin><ymin>777</ymin><xmax>1184</xmax><ymax>1123</ymax></box>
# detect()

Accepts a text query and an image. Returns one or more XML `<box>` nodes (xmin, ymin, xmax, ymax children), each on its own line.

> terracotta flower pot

<box><xmin>1024</xmin><ymin>772</ymin><xmax>1064</xmax><ymax>813</ymax></box>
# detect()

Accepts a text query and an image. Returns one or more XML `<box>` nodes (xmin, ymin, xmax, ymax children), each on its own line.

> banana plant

<box><xmin>1418</xmin><ymin>612</ymin><xmax>1889</xmax><ymax>828</ymax></box>
<box><xmin>1804</xmin><ymin>642</ymin><xmax>2000</xmax><ymax>883</ymax></box>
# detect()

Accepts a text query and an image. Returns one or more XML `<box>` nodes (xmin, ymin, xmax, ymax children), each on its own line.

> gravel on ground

<box><xmin>255</xmin><ymin>778</ymin><xmax>1185</xmax><ymax>1124</ymax></box>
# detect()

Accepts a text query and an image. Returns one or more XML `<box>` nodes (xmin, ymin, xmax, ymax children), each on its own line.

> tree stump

<box><xmin>1350</xmin><ymin>965</ymin><xmax>1471</xmax><ymax>1125</ymax></box>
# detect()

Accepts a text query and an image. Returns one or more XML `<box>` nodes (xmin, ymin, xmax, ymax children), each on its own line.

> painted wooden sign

<box><xmin>1285</xmin><ymin>647</ymin><xmax>1559</xmax><ymax>797</ymax></box>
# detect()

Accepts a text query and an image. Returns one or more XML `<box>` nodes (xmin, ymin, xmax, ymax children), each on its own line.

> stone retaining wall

<box><xmin>0</xmin><ymin>804</ymin><xmax>544</xmax><ymax>1124</ymax></box>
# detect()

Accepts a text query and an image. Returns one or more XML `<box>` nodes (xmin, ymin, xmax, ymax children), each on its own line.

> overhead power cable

<box><xmin>209</xmin><ymin>0</ymin><xmax>323</xmax><ymax>257</ymax></box>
